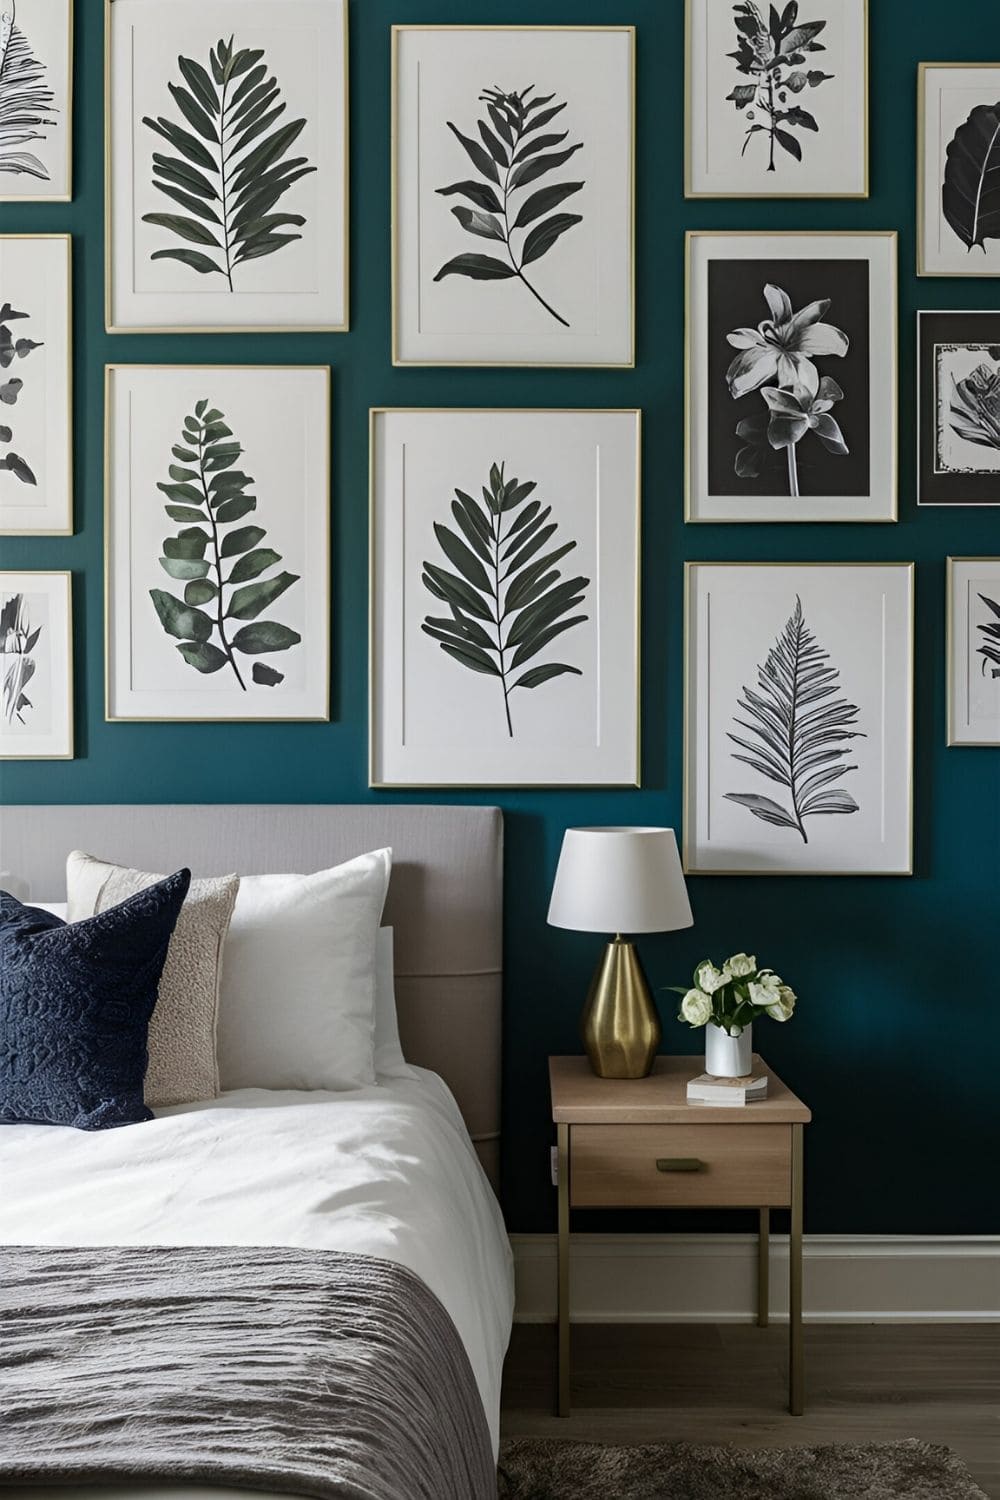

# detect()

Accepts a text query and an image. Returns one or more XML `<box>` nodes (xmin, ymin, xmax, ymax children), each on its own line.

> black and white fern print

<box><xmin>0</xmin><ymin>2</ymin><xmax>57</xmax><ymax>183</ymax></box>
<box><xmin>725</xmin><ymin>596</ymin><xmax>864</xmax><ymax>843</ymax></box>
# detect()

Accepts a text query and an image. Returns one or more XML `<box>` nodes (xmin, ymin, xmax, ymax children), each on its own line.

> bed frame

<box><xmin>1</xmin><ymin>804</ymin><xmax>503</xmax><ymax>1187</ymax></box>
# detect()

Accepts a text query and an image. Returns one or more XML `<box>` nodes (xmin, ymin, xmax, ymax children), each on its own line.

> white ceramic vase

<box><xmin>704</xmin><ymin>1021</ymin><xmax>752</xmax><ymax>1079</ymax></box>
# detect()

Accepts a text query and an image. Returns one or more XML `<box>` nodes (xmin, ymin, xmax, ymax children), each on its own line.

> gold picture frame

<box><xmin>369</xmin><ymin>407</ymin><xmax>642</xmax><ymax>788</ymax></box>
<box><xmin>684</xmin><ymin>0</ymin><xmax>869</xmax><ymax>200</ymax></box>
<box><xmin>684</xmin><ymin>229</ymin><xmax>899</xmax><ymax>524</ymax></box>
<box><xmin>0</xmin><ymin>0</ymin><xmax>74</xmax><ymax>204</ymax></box>
<box><xmin>104</xmin><ymin>0</ymin><xmax>349</xmax><ymax>334</ymax></box>
<box><xmin>0</xmin><ymin>570</ymin><xmax>74</xmax><ymax>760</ymax></box>
<box><xmin>104</xmin><ymin>363</ymin><xmax>332</xmax><ymax>724</ymax></box>
<box><xmin>390</xmin><ymin>25</ymin><xmax>636</xmax><ymax>368</ymax></box>
<box><xmin>917</xmin><ymin>62</ymin><xmax>1000</xmax><ymax>278</ymax></box>
<box><xmin>0</xmin><ymin>234</ymin><xmax>73</xmax><ymax>537</ymax></box>
<box><xmin>683</xmin><ymin>561</ymin><xmax>915</xmax><ymax>876</ymax></box>
<box><xmin>946</xmin><ymin>556</ymin><xmax>1000</xmax><ymax>747</ymax></box>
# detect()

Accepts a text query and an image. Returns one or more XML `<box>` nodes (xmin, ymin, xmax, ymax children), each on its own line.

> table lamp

<box><xmin>547</xmin><ymin>826</ymin><xmax>693</xmax><ymax>1079</ymax></box>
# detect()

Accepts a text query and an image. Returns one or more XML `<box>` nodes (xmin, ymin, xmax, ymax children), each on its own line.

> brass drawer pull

<box><xmin>656</xmin><ymin>1157</ymin><xmax>704</xmax><ymax>1173</ymax></box>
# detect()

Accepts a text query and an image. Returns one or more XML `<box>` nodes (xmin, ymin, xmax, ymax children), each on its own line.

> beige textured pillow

<box><xmin>66</xmin><ymin>850</ymin><xmax>239</xmax><ymax>1107</ymax></box>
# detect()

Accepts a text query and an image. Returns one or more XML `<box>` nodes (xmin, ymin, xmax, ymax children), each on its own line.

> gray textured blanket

<box><xmin>0</xmin><ymin>1245</ymin><xmax>496</xmax><ymax>1500</ymax></box>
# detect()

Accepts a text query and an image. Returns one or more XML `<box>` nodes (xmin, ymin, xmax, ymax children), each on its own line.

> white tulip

<box><xmin>748</xmin><ymin>973</ymin><xmax>781</xmax><ymax>1006</ymax></box>
<box><xmin>680</xmin><ymin>988</ymin><xmax>714</xmax><ymax>1027</ymax></box>
<box><xmin>726</xmin><ymin>952</ymin><xmax>757</xmax><ymax>978</ymax></box>
<box><xmin>696</xmin><ymin>962</ymin><xmax>729</xmax><ymax>994</ymax></box>
<box><xmin>767</xmin><ymin>987</ymin><xmax>796</xmax><ymax>1022</ymax></box>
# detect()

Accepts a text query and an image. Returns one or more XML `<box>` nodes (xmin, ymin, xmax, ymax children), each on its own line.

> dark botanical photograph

<box><xmin>918</xmin><ymin>312</ymin><xmax>1000</xmax><ymax>505</ymax></box>
<box><xmin>708</xmin><ymin>258</ymin><xmax>871</xmax><ymax>497</ymax></box>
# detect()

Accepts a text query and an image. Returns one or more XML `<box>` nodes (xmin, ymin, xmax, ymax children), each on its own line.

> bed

<box><xmin>0</xmin><ymin>804</ymin><xmax>513</xmax><ymax>1500</ymax></box>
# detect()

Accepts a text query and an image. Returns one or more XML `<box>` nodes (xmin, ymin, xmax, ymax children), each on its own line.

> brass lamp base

<box><xmin>580</xmin><ymin>935</ymin><xmax>661</xmax><ymax>1079</ymax></box>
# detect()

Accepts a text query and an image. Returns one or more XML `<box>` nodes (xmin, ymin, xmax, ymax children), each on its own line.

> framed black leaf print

<box><xmin>106</xmin><ymin>0</ymin><xmax>347</xmax><ymax>332</ymax></box>
<box><xmin>685</xmin><ymin>563</ymin><xmax>914</xmax><ymax>875</ymax></box>
<box><xmin>947</xmin><ymin>558</ymin><xmax>1000</xmax><ymax>746</ymax></box>
<box><xmin>687</xmin><ymin>231</ymin><xmax>897</xmax><ymax>522</ymax></box>
<box><xmin>686</xmin><ymin>0</ymin><xmax>867</xmax><ymax>198</ymax></box>
<box><xmin>370</xmin><ymin>409</ymin><xmax>640</xmax><ymax>787</ymax></box>
<box><xmin>0</xmin><ymin>0</ymin><xmax>72</xmax><ymax>202</ymax></box>
<box><xmin>919</xmin><ymin>66</ymin><xmax>1000</xmax><ymax>277</ymax></box>
<box><xmin>918</xmin><ymin>311</ymin><xmax>1000</xmax><ymax>506</ymax></box>
<box><xmin>392</xmin><ymin>26</ymin><xmax>634</xmax><ymax>367</ymax></box>
<box><xmin>106</xmin><ymin>366</ymin><xmax>330</xmax><ymax>722</ymax></box>
<box><xmin>0</xmin><ymin>571</ymin><xmax>72</xmax><ymax>760</ymax></box>
<box><xmin>0</xmin><ymin>235</ymin><xmax>72</xmax><ymax>536</ymax></box>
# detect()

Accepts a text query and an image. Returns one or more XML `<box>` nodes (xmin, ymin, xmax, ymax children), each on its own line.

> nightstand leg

<box><xmin>757</xmin><ymin>1208</ymin><xmax>769</xmax><ymax>1327</ymax></box>
<box><xmin>789</xmin><ymin>1123</ymin><xmax>804</xmax><ymax>1415</ymax></box>
<box><xmin>557</xmin><ymin>1122</ymin><xmax>570</xmax><ymax>1417</ymax></box>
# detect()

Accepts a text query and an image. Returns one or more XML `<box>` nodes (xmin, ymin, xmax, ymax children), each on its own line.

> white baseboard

<box><xmin>511</xmin><ymin>1234</ymin><xmax>1000</xmax><ymax>1324</ymax></box>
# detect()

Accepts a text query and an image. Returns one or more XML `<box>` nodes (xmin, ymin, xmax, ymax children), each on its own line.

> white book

<box><xmin>687</xmin><ymin>1072</ymin><xmax>768</xmax><ymax>1106</ymax></box>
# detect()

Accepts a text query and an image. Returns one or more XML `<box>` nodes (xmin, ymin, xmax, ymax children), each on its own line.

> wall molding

<box><xmin>512</xmin><ymin>1233</ymin><xmax>1000</xmax><ymax>1324</ymax></box>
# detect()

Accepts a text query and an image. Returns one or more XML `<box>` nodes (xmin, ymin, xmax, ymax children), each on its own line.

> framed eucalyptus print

<box><xmin>919</xmin><ymin>65</ymin><xmax>1000</xmax><ymax>277</ymax></box>
<box><xmin>948</xmin><ymin>558</ymin><xmax>1000</xmax><ymax>746</ymax></box>
<box><xmin>392</xmin><ymin>26</ymin><xmax>635</xmax><ymax>367</ymax></box>
<box><xmin>686</xmin><ymin>0</ymin><xmax>868</xmax><ymax>198</ymax></box>
<box><xmin>918</xmin><ymin>311</ymin><xmax>1000</xmax><ymax>505</ymax></box>
<box><xmin>0</xmin><ymin>0</ymin><xmax>73</xmax><ymax>202</ymax></box>
<box><xmin>370</xmin><ymin>408</ymin><xmax>640</xmax><ymax>787</ymax></box>
<box><xmin>0</xmin><ymin>235</ymin><xmax>72</xmax><ymax>536</ymax></box>
<box><xmin>687</xmin><ymin>231</ymin><xmax>897</xmax><ymax>523</ymax></box>
<box><xmin>685</xmin><ymin>563</ymin><xmax>914</xmax><ymax>876</ymax></box>
<box><xmin>106</xmin><ymin>365</ymin><xmax>330</xmax><ymax>722</ymax></box>
<box><xmin>106</xmin><ymin>0</ymin><xmax>348</xmax><ymax>333</ymax></box>
<box><xmin>0</xmin><ymin>571</ymin><xmax>73</xmax><ymax>760</ymax></box>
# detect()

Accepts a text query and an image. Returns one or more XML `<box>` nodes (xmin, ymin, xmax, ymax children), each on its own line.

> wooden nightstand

<box><xmin>550</xmin><ymin>1054</ymin><xmax>812</xmax><ymax>1418</ymax></box>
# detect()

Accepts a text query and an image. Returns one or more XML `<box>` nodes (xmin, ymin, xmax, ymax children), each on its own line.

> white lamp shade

<box><xmin>547</xmin><ymin>826</ymin><xmax>693</xmax><ymax>936</ymax></box>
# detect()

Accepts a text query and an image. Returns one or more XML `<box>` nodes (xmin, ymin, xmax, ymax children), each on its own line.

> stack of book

<box><xmin>687</xmin><ymin>1072</ymin><xmax>768</xmax><ymax>1106</ymax></box>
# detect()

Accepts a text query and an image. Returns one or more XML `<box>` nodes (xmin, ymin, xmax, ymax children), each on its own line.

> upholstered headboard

<box><xmin>0</xmin><ymin>804</ymin><xmax>503</xmax><ymax>1186</ymax></box>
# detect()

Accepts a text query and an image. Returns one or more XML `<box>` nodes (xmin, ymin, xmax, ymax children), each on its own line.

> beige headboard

<box><xmin>0</xmin><ymin>804</ymin><xmax>503</xmax><ymax>1187</ymax></box>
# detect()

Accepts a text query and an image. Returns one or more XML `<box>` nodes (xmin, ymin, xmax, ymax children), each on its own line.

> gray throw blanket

<box><xmin>0</xmin><ymin>1245</ymin><xmax>496</xmax><ymax>1500</ymax></box>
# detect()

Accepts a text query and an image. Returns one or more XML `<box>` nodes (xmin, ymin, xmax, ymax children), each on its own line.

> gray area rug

<box><xmin>497</xmin><ymin>1438</ymin><xmax>989</xmax><ymax>1499</ymax></box>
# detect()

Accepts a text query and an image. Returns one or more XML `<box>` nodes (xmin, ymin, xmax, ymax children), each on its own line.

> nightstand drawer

<box><xmin>569</xmin><ymin>1123</ymin><xmax>792</xmax><ymax>1207</ymax></box>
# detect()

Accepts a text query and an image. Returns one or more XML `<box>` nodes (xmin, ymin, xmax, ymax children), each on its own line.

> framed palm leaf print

<box><xmin>370</xmin><ymin>408</ymin><xmax>640</xmax><ymax>787</ymax></box>
<box><xmin>0</xmin><ymin>0</ymin><xmax>73</xmax><ymax>202</ymax></box>
<box><xmin>684</xmin><ymin>562</ymin><xmax>914</xmax><ymax>875</ymax></box>
<box><xmin>392</xmin><ymin>26</ymin><xmax>635</xmax><ymax>367</ymax></box>
<box><xmin>106</xmin><ymin>0</ymin><xmax>348</xmax><ymax>333</ymax></box>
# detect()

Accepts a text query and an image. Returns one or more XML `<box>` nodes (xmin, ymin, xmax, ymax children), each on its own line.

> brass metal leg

<box><xmin>757</xmin><ymin>1207</ymin><xmax>769</xmax><ymax>1327</ymax></box>
<box><xmin>789</xmin><ymin>1123</ymin><xmax>804</xmax><ymax>1415</ymax></box>
<box><xmin>557</xmin><ymin>1122</ymin><xmax>570</xmax><ymax>1417</ymax></box>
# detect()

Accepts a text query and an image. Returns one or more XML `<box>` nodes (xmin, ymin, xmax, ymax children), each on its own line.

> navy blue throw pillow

<box><xmin>0</xmin><ymin>870</ymin><xmax>191</xmax><ymax>1129</ymax></box>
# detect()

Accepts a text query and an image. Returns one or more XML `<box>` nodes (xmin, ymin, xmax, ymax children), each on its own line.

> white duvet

<box><xmin>0</xmin><ymin>1068</ymin><xmax>515</xmax><ymax>1494</ymax></box>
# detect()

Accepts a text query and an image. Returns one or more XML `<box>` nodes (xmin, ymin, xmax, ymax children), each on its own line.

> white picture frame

<box><xmin>686</xmin><ymin>0</ymin><xmax>868</xmax><ymax>199</ymax></box>
<box><xmin>392</xmin><ymin>25</ymin><xmax>635</xmax><ymax>368</ymax></box>
<box><xmin>0</xmin><ymin>235</ymin><xmax>72</xmax><ymax>536</ymax></box>
<box><xmin>106</xmin><ymin>0</ymin><xmax>348</xmax><ymax>333</ymax></box>
<box><xmin>370</xmin><ymin>407</ymin><xmax>641</xmax><ymax>787</ymax></box>
<box><xmin>918</xmin><ymin>64</ymin><xmax>1000</xmax><ymax>278</ymax></box>
<box><xmin>106</xmin><ymin>364</ymin><xmax>330</xmax><ymax>722</ymax></box>
<box><xmin>686</xmin><ymin>231</ymin><xmax>898</xmax><ymax>523</ymax></box>
<box><xmin>0</xmin><ymin>0</ymin><xmax>73</xmax><ymax>202</ymax></box>
<box><xmin>0</xmin><ymin>570</ymin><xmax>73</xmax><ymax>759</ymax></box>
<box><xmin>947</xmin><ymin>557</ymin><xmax>1000</xmax><ymax>747</ymax></box>
<box><xmin>684</xmin><ymin>562</ymin><xmax>914</xmax><ymax>875</ymax></box>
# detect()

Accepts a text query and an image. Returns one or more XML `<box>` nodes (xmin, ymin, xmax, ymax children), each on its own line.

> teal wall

<box><xmin>2</xmin><ymin>1</ymin><xmax>998</xmax><ymax>1235</ymax></box>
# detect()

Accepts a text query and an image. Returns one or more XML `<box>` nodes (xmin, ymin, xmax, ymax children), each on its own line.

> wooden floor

<box><xmin>501</xmin><ymin>1323</ymin><xmax>1000</xmax><ymax>1498</ymax></box>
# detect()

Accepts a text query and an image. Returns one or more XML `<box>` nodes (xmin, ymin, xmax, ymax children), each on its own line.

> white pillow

<box><xmin>218</xmin><ymin>849</ymin><xmax>391</xmax><ymax>1092</ymax></box>
<box><xmin>29</xmin><ymin>901</ymin><xmax>67</xmax><ymax>917</ymax></box>
<box><xmin>375</xmin><ymin>927</ymin><xmax>416</xmax><ymax>1081</ymax></box>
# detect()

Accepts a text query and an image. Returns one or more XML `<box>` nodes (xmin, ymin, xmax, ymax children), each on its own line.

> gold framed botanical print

<box><xmin>0</xmin><ymin>0</ymin><xmax>73</xmax><ymax>202</ymax></box>
<box><xmin>105</xmin><ymin>364</ymin><xmax>331</xmax><ymax>722</ymax></box>
<box><xmin>947</xmin><ymin>557</ymin><xmax>1000</xmax><ymax>746</ymax></box>
<box><xmin>105</xmin><ymin>0</ymin><xmax>348</xmax><ymax>333</ymax></box>
<box><xmin>392</xmin><ymin>25</ymin><xmax>635</xmax><ymax>367</ymax></box>
<box><xmin>0</xmin><ymin>571</ymin><xmax>73</xmax><ymax>760</ymax></box>
<box><xmin>918</xmin><ymin>63</ymin><xmax>1000</xmax><ymax>277</ymax></box>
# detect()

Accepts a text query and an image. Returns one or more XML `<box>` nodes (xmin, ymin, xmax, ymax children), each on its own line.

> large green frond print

<box><xmin>142</xmin><ymin>36</ymin><xmax>316</xmax><ymax>289</ymax></box>
<box><xmin>421</xmin><ymin>461</ymin><xmax>589</xmax><ymax>738</ymax></box>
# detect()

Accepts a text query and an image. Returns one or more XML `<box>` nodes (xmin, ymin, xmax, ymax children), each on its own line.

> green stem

<box><xmin>198</xmin><ymin>429</ymin><xmax>245</xmax><ymax>689</ymax></box>
<box><xmin>218</xmin><ymin>62</ymin><xmax>235</xmax><ymax>293</ymax></box>
<box><xmin>491</xmin><ymin>473</ymin><xmax>514</xmax><ymax>738</ymax></box>
<box><xmin>500</xmin><ymin>111</ymin><xmax>569</xmax><ymax>329</ymax></box>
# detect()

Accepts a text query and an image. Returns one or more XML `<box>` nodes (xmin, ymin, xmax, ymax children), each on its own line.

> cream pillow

<box><xmin>217</xmin><ymin>849</ymin><xmax>392</xmax><ymax>1092</ymax></box>
<box><xmin>66</xmin><ymin>851</ymin><xmax>239</xmax><ymax>1107</ymax></box>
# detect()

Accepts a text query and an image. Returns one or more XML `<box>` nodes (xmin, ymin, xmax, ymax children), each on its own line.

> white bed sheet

<box><xmin>0</xmin><ymin>1068</ymin><xmax>514</xmax><ymax>1497</ymax></box>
